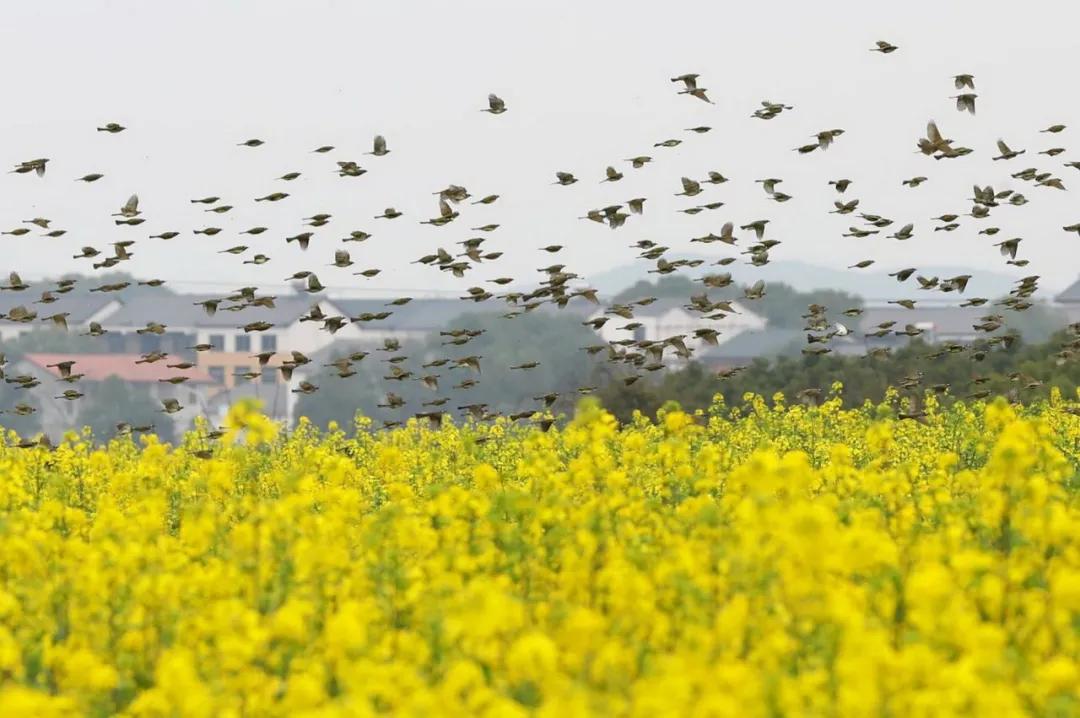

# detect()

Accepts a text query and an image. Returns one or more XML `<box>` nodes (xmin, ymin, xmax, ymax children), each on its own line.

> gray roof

<box><xmin>100</xmin><ymin>294</ymin><xmax>318</xmax><ymax>329</ymax></box>
<box><xmin>1057</xmin><ymin>277</ymin><xmax>1080</xmax><ymax>303</ymax></box>
<box><xmin>333</xmin><ymin>298</ymin><xmax>500</xmax><ymax>330</ymax></box>
<box><xmin>858</xmin><ymin>306</ymin><xmax>990</xmax><ymax>336</ymax></box>
<box><xmin>0</xmin><ymin>293</ymin><xmax>117</xmax><ymax>325</ymax></box>
<box><xmin>599</xmin><ymin>294</ymin><xmax>764</xmax><ymax>320</ymax></box>
<box><xmin>94</xmin><ymin>293</ymin><xmax>595</xmax><ymax>333</ymax></box>
<box><xmin>332</xmin><ymin>297</ymin><xmax>591</xmax><ymax>330</ymax></box>
<box><xmin>699</xmin><ymin>328</ymin><xmax>802</xmax><ymax>360</ymax></box>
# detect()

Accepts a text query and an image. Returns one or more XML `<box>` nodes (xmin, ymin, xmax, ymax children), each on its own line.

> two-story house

<box><xmin>17</xmin><ymin>352</ymin><xmax>215</xmax><ymax>437</ymax></box>
<box><xmin>858</xmin><ymin>305</ymin><xmax>998</xmax><ymax>347</ymax></box>
<box><xmin>97</xmin><ymin>294</ymin><xmax>362</xmax><ymax>387</ymax></box>
<box><xmin>585</xmin><ymin>297</ymin><xmax>767</xmax><ymax>350</ymax></box>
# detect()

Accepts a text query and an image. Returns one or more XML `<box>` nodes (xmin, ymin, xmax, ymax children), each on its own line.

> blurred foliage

<box><xmin>595</xmin><ymin>330</ymin><xmax>1080</xmax><ymax>423</ymax></box>
<box><xmin>76</xmin><ymin>376</ymin><xmax>173</xmax><ymax>444</ymax></box>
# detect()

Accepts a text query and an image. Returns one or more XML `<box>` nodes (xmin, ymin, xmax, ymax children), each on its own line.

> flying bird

<box><xmin>483</xmin><ymin>94</ymin><xmax>507</xmax><ymax>114</ymax></box>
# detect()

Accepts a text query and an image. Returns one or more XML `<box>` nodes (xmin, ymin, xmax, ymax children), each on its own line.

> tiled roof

<box><xmin>332</xmin><ymin>297</ymin><xmax>590</xmax><ymax>330</ymax></box>
<box><xmin>698</xmin><ymin>328</ymin><xmax>802</xmax><ymax>360</ymax></box>
<box><xmin>858</xmin><ymin>306</ymin><xmax>990</xmax><ymax>336</ymax></box>
<box><xmin>99</xmin><ymin>294</ymin><xmax>320</xmax><ymax>329</ymax></box>
<box><xmin>0</xmin><ymin>293</ymin><xmax>117</xmax><ymax>325</ymax></box>
<box><xmin>594</xmin><ymin>295</ymin><xmax>765</xmax><ymax>321</ymax></box>
<box><xmin>23</xmin><ymin>353</ymin><xmax>215</xmax><ymax>383</ymax></box>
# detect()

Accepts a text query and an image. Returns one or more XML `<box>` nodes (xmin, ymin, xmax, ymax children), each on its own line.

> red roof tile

<box><xmin>23</xmin><ymin>353</ymin><xmax>215</xmax><ymax>384</ymax></box>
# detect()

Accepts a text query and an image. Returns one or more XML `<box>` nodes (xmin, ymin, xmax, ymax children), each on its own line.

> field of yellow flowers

<box><xmin>1</xmin><ymin>391</ymin><xmax>1079</xmax><ymax>717</ymax></box>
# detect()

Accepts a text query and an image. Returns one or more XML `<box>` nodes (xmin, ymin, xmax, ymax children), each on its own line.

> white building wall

<box><xmin>587</xmin><ymin>303</ymin><xmax>768</xmax><ymax>349</ymax></box>
<box><xmin>0</xmin><ymin>325</ymin><xmax>31</xmax><ymax>340</ymax></box>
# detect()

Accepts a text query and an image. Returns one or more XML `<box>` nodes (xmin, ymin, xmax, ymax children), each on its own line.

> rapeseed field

<box><xmin>1</xmin><ymin>392</ymin><xmax>1079</xmax><ymax>717</ymax></box>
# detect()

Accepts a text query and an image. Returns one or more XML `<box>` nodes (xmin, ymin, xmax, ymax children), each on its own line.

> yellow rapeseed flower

<box><xmin>0</xmin><ymin>395</ymin><xmax>1073</xmax><ymax>716</ymax></box>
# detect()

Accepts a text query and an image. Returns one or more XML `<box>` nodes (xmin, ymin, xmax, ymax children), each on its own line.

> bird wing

<box><xmin>124</xmin><ymin>194</ymin><xmax>139</xmax><ymax>213</ymax></box>
<box><xmin>373</xmin><ymin>134</ymin><xmax>386</xmax><ymax>153</ymax></box>
<box><xmin>996</xmin><ymin>140</ymin><xmax>1011</xmax><ymax>154</ymax></box>
<box><xmin>927</xmin><ymin>121</ymin><xmax>944</xmax><ymax>144</ymax></box>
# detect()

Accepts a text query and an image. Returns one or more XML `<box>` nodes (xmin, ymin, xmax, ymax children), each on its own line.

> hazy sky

<box><xmin>3</xmin><ymin>0</ymin><xmax>1079</xmax><ymax>297</ymax></box>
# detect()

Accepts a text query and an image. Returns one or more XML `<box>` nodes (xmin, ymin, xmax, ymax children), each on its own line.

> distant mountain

<box><xmin>587</xmin><ymin>259</ymin><xmax>1036</xmax><ymax>302</ymax></box>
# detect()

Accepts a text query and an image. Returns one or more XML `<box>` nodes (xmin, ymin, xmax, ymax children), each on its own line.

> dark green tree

<box><xmin>293</xmin><ymin>369</ymin><xmax>382</xmax><ymax>432</ymax></box>
<box><xmin>3</xmin><ymin>329</ymin><xmax>105</xmax><ymax>356</ymax></box>
<box><xmin>595</xmin><ymin>330</ymin><xmax>1080</xmax><ymax>423</ymax></box>
<box><xmin>76</xmin><ymin>376</ymin><xmax>173</xmax><ymax>444</ymax></box>
<box><xmin>613</xmin><ymin>275</ymin><xmax>696</xmax><ymax>303</ymax></box>
<box><xmin>0</xmin><ymin>381</ymin><xmax>42</xmax><ymax>437</ymax></box>
<box><xmin>748</xmin><ymin>283</ymin><xmax>863</xmax><ymax>328</ymax></box>
<box><xmin>292</xmin><ymin>310</ymin><xmax>604</xmax><ymax>431</ymax></box>
<box><xmin>425</xmin><ymin>310</ymin><xmax>603</xmax><ymax>417</ymax></box>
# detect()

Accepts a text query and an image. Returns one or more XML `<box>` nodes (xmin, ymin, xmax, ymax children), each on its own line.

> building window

<box><xmin>261</xmin><ymin>334</ymin><xmax>278</xmax><ymax>352</ymax></box>
<box><xmin>139</xmin><ymin>334</ymin><xmax>161</xmax><ymax>353</ymax></box>
<box><xmin>209</xmin><ymin>334</ymin><xmax>225</xmax><ymax>351</ymax></box>
<box><xmin>235</xmin><ymin>334</ymin><xmax>251</xmax><ymax>353</ymax></box>
<box><xmin>261</xmin><ymin>367</ymin><xmax>275</xmax><ymax>384</ymax></box>
<box><xmin>208</xmin><ymin>366</ymin><xmax>225</xmax><ymax>384</ymax></box>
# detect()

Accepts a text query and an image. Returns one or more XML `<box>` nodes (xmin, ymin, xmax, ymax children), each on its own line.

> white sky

<box><xmin>3</xmin><ymin>0</ymin><xmax>1079</xmax><ymax>296</ymax></box>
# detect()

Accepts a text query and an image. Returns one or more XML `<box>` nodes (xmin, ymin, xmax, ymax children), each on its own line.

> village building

<box><xmin>585</xmin><ymin>297</ymin><xmax>767</xmax><ymax>349</ymax></box>
<box><xmin>15</xmin><ymin>352</ymin><xmax>215</xmax><ymax>436</ymax></box>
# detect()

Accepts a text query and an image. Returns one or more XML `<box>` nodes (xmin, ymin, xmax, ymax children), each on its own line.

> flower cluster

<box><xmin>0</xmin><ymin>392</ymin><xmax>1078</xmax><ymax>717</ymax></box>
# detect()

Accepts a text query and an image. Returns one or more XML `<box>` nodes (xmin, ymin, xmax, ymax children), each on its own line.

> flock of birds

<box><xmin>4</xmin><ymin>38</ymin><xmax>1080</xmax><ymax>444</ymax></box>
